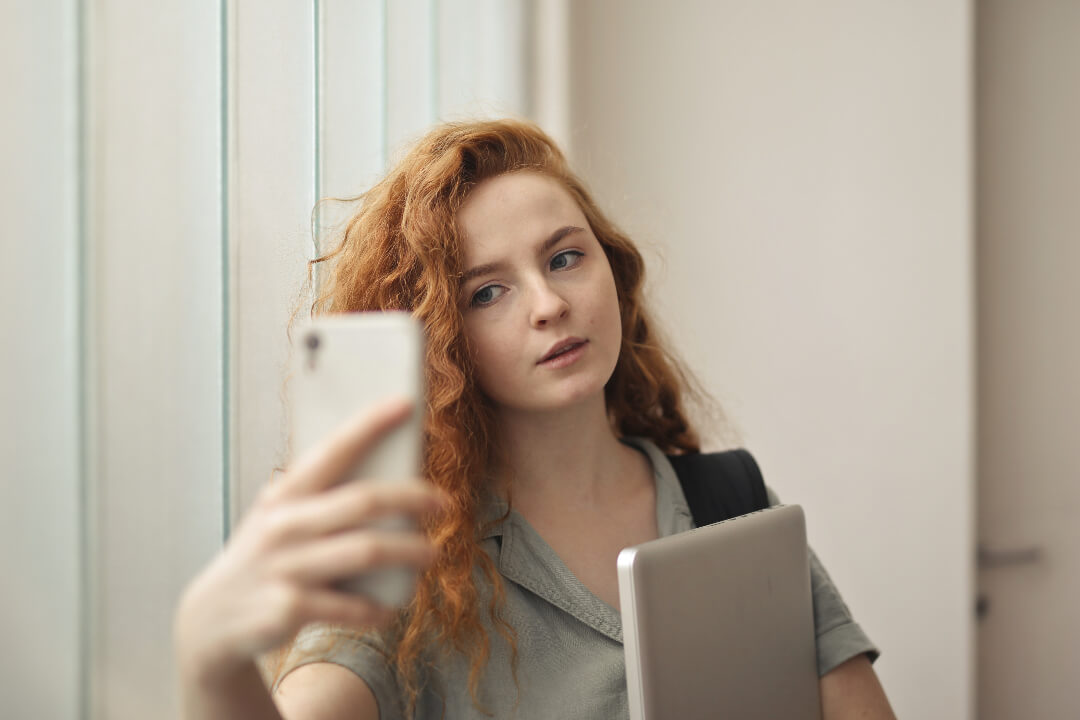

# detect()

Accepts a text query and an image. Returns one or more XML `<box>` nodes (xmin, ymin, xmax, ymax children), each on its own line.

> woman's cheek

<box><xmin>473</xmin><ymin>336</ymin><xmax>519</xmax><ymax>398</ymax></box>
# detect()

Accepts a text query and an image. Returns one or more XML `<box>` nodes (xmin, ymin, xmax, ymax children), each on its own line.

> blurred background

<box><xmin>2</xmin><ymin>1</ymin><xmax>1076</xmax><ymax>718</ymax></box>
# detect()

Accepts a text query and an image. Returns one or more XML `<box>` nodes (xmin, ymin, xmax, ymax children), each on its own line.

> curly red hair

<box><xmin>275</xmin><ymin>118</ymin><xmax>705</xmax><ymax>716</ymax></box>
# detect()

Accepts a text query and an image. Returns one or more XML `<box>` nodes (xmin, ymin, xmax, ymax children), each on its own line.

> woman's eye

<box><xmin>550</xmin><ymin>250</ymin><xmax>584</xmax><ymax>271</ymax></box>
<box><xmin>471</xmin><ymin>284</ymin><xmax>506</xmax><ymax>307</ymax></box>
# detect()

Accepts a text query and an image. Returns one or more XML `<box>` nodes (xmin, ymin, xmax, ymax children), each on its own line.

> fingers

<box><xmin>273</xmin><ymin>530</ymin><xmax>437</xmax><ymax>585</ymax></box>
<box><xmin>278</xmin><ymin>396</ymin><xmax>415</xmax><ymax>500</ymax></box>
<box><xmin>258</xmin><ymin>481</ymin><xmax>446</xmax><ymax>548</ymax></box>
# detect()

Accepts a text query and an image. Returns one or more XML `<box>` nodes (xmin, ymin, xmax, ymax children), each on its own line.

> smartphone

<box><xmin>289</xmin><ymin>311</ymin><xmax>425</xmax><ymax>608</ymax></box>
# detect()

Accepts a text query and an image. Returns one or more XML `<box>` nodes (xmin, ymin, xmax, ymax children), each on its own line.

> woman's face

<box><xmin>457</xmin><ymin>171</ymin><xmax>623</xmax><ymax>415</ymax></box>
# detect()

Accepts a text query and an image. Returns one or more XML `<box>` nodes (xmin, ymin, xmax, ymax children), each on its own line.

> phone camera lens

<box><xmin>305</xmin><ymin>332</ymin><xmax>320</xmax><ymax>351</ymax></box>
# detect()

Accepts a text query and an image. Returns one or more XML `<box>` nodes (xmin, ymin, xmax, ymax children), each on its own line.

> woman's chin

<box><xmin>508</xmin><ymin>383</ymin><xmax>608</xmax><ymax>415</ymax></box>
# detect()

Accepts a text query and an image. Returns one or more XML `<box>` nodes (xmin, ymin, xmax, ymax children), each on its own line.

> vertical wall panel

<box><xmin>317</xmin><ymin>0</ymin><xmax>386</xmax><ymax>237</ymax></box>
<box><xmin>229</xmin><ymin>0</ymin><xmax>317</xmax><ymax>519</ymax></box>
<box><xmin>386</xmin><ymin>0</ymin><xmax>436</xmax><ymax>155</ymax></box>
<box><xmin>84</xmin><ymin>1</ymin><xmax>224</xmax><ymax>716</ymax></box>
<box><xmin>531</xmin><ymin>0</ymin><xmax>571</xmax><ymax>149</ymax></box>
<box><xmin>437</xmin><ymin>0</ymin><xmax>531</xmax><ymax>120</ymax></box>
<box><xmin>0</xmin><ymin>1</ymin><xmax>81</xmax><ymax>718</ymax></box>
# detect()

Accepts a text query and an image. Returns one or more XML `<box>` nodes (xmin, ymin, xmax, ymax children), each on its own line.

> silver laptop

<box><xmin>617</xmin><ymin>504</ymin><xmax>822</xmax><ymax>720</ymax></box>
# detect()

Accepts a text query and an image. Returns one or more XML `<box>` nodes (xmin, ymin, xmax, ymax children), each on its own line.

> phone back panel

<box><xmin>290</xmin><ymin>312</ymin><xmax>424</xmax><ymax>484</ymax></box>
<box><xmin>289</xmin><ymin>311</ymin><xmax>425</xmax><ymax>606</ymax></box>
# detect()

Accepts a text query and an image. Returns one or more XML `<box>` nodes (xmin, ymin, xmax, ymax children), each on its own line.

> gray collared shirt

<box><xmin>275</xmin><ymin>437</ymin><xmax>879</xmax><ymax>719</ymax></box>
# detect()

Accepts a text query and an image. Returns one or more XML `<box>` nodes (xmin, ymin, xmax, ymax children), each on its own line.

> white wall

<box><xmin>567</xmin><ymin>2</ymin><xmax>974</xmax><ymax>718</ymax></box>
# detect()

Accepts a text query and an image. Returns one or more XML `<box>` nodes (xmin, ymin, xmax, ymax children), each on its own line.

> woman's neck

<box><xmin>492</xmin><ymin>394</ymin><xmax>645</xmax><ymax>513</ymax></box>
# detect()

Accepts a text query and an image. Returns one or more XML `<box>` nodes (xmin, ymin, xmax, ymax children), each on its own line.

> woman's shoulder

<box><xmin>269</xmin><ymin>623</ymin><xmax>394</xmax><ymax>691</ymax></box>
<box><xmin>273</xmin><ymin>661</ymin><xmax>381</xmax><ymax>720</ymax></box>
<box><xmin>269</xmin><ymin>622</ymin><xmax>412</xmax><ymax>718</ymax></box>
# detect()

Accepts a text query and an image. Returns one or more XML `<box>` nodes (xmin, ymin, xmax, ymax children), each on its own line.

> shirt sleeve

<box><xmin>270</xmin><ymin>623</ymin><xmax>406</xmax><ymax>720</ymax></box>
<box><xmin>765</xmin><ymin>485</ymin><xmax>881</xmax><ymax>677</ymax></box>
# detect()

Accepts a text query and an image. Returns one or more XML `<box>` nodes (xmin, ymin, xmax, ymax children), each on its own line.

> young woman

<box><xmin>174</xmin><ymin>118</ymin><xmax>896</xmax><ymax>719</ymax></box>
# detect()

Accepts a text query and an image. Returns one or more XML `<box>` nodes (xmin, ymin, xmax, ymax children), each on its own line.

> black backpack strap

<box><xmin>666</xmin><ymin>449</ymin><xmax>770</xmax><ymax>527</ymax></box>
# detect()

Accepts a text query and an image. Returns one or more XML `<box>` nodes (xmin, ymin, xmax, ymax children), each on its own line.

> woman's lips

<box><xmin>537</xmin><ymin>340</ymin><xmax>588</xmax><ymax>369</ymax></box>
<box><xmin>540</xmin><ymin>336</ymin><xmax>587</xmax><ymax>362</ymax></box>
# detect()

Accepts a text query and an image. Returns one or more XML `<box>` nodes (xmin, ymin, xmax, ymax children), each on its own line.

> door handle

<box><xmin>976</xmin><ymin>542</ymin><xmax>1045</xmax><ymax>569</ymax></box>
<box><xmin>975</xmin><ymin>543</ymin><xmax>1045</xmax><ymax>620</ymax></box>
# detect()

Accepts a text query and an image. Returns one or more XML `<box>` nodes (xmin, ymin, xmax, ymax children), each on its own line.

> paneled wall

<box><xmin>3</xmin><ymin>2</ymin><xmax>532</xmax><ymax>716</ymax></box>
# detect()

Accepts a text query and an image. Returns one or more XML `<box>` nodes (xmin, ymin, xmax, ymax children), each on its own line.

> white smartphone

<box><xmin>289</xmin><ymin>311</ymin><xmax>425</xmax><ymax>608</ymax></box>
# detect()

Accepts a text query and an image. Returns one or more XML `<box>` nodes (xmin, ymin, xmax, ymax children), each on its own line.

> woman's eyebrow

<box><xmin>461</xmin><ymin>225</ymin><xmax>584</xmax><ymax>283</ymax></box>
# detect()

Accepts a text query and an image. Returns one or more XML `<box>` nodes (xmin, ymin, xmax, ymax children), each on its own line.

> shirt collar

<box><xmin>473</xmin><ymin>436</ymin><xmax>697</xmax><ymax>644</ymax></box>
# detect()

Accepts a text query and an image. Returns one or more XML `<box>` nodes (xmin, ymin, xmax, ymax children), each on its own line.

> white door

<box><xmin>976</xmin><ymin>2</ymin><xmax>1080</xmax><ymax>718</ymax></box>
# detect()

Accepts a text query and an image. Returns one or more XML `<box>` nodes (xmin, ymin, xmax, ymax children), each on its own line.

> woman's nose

<box><xmin>529</xmin><ymin>281</ymin><xmax>570</xmax><ymax>327</ymax></box>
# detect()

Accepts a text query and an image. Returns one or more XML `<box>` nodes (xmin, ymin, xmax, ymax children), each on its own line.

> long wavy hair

<box><xmin>273</xmin><ymin>118</ymin><xmax>707</xmax><ymax>716</ymax></box>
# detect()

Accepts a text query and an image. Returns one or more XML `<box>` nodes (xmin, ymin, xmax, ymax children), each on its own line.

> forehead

<box><xmin>457</xmin><ymin>172</ymin><xmax>585</xmax><ymax>260</ymax></box>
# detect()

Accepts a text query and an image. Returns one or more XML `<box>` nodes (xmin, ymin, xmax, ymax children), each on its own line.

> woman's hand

<box><xmin>173</xmin><ymin>397</ymin><xmax>446</xmax><ymax>689</ymax></box>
